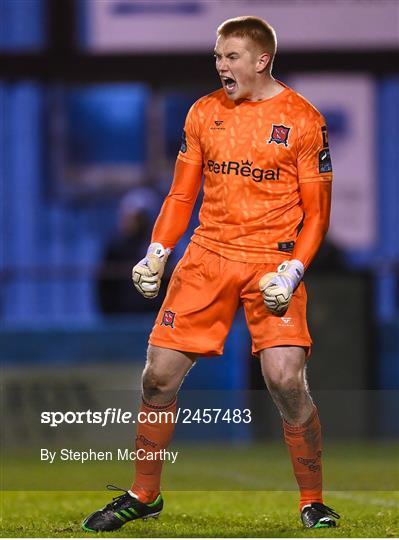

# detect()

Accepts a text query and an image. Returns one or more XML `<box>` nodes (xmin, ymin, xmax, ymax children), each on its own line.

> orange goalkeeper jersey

<box><xmin>160</xmin><ymin>82</ymin><xmax>332</xmax><ymax>263</ymax></box>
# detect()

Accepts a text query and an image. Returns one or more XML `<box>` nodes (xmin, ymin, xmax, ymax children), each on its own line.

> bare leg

<box><xmin>260</xmin><ymin>346</ymin><xmax>313</xmax><ymax>425</ymax></box>
<box><xmin>132</xmin><ymin>345</ymin><xmax>196</xmax><ymax>501</ymax></box>
<box><xmin>260</xmin><ymin>346</ymin><xmax>323</xmax><ymax>509</ymax></box>
<box><xmin>142</xmin><ymin>344</ymin><xmax>196</xmax><ymax>404</ymax></box>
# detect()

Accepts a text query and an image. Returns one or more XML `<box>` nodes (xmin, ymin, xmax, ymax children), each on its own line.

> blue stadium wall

<box><xmin>1</xmin><ymin>79</ymin><xmax>398</xmax><ymax>400</ymax></box>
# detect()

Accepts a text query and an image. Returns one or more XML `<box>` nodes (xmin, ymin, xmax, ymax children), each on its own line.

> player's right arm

<box><xmin>151</xmin><ymin>159</ymin><xmax>203</xmax><ymax>249</ymax></box>
<box><xmin>132</xmin><ymin>103</ymin><xmax>203</xmax><ymax>299</ymax></box>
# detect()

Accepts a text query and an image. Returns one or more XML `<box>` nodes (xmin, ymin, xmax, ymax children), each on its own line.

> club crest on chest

<box><xmin>268</xmin><ymin>124</ymin><xmax>291</xmax><ymax>147</ymax></box>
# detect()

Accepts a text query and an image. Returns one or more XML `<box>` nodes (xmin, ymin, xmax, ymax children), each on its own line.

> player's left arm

<box><xmin>291</xmin><ymin>180</ymin><xmax>331</xmax><ymax>269</ymax></box>
<box><xmin>260</xmin><ymin>115</ymin><xmax>332</xmax><ymax>314</ymax></box>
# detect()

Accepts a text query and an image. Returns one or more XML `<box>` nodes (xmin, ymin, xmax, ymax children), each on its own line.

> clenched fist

<box><xmin>259</xmin><ymin>259</ymin><xmax>304</xmax><ymax>315</ymax></box>
<box><xmin>132</xmin><ymin>243</ymin><xmax>170</xmax><ymax>299</ymax></box>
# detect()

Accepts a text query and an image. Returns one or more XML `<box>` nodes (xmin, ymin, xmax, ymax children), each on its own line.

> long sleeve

<box><xmin>292</xmin><ymin>181</ymin><xmax>332</xmax><ymax>269</ymax></box>
<box><xmin>151</xmin><ymin>158</ymin><xmax>203</xmax><ymax>249</ymax></box>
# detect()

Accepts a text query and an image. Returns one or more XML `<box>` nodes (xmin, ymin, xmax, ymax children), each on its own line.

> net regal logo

<box><xmin>207</xmin><ymin>159</ymin><xmax>280</xmax><ymax>182</ymax></box>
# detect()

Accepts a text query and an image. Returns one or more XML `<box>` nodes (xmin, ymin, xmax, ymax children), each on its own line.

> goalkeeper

<box><xmin>83</xmin><ymin>15</ymin><xmax>339</xmax><ymax>533</ymax></box>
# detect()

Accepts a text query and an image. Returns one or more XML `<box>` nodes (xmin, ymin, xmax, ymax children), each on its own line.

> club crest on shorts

<box><xmin>268</xmin><ymin>124</ymin><xmax>290</xmax><ymax>146</ymax></box>
<box><xmin>160</xmin><ymin>309</ymin><xmax>176</xmax><ymax>328</ymax></box>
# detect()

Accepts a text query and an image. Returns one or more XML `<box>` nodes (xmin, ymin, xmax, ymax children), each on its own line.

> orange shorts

<box><xmin>149</xmin><ymin>242</ymin><xmax>312</xmax><ymax>357</ymax></box>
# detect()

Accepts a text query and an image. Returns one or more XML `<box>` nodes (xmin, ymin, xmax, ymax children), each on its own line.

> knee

<box><xmin>265</xmin><ymin>370</ymin><xmax>305</xmax><ymax>398</ymax></box>
<box><xmin>142</xmin><ymin>364</ymin><xmax>172</xmax><ymax>397</ymax></box>
<box><xmin>260</xmin><ymin>347</ymin><xmax>308</xmax><ymax>399</ymax></box>
<box><xmin>141</xmin><ymin>346</ymin><xmax>177</xmax><ymax>399</ymax></box>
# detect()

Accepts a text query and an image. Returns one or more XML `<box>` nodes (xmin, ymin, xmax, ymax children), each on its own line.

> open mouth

<box><xmin>221</xmin><ymin>77</ymin><xmax>237</xmax><ymax>93</ymax></box>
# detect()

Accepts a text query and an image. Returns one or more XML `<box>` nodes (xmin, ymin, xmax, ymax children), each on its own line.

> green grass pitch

<box><xmin>1</xmin><ymin>443</ymin><xmax>398</xmax><ymax>537</ymax></box>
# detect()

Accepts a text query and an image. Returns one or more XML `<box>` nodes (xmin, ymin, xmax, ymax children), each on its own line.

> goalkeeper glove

<box><xmin>259</xmin><ymin>259</ymin><xmax>304</xmax><ymax>315</ymax></box>
<box><xmin>132</xmin><ymin>242</ymin><xmax>170</xmax><ymax>299</ymax></box>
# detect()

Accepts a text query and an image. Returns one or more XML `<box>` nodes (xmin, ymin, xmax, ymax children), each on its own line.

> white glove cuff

<box><xmin>147</xmin><ymin>242</ymin><xmax>171</xmax><ymax>260</ymax></box>
<box><xmin>277</xmin><ymin>259</ymin><xmax>305</xmax><ymax>288</ymax></box>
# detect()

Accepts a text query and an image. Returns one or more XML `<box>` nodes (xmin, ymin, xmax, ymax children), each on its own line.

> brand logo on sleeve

<box><xmin>319</xmin><ymin>125</ymin><xmax>332</xmax><ymax>173</ymax></box>
<box><xmin>321</xmin><ymin>125</ymin><xmax>329</xmax><ymax>148</ymax></box>
<box><xmin>268</xmin><ymin>124</ymin><xmax>291</xmax><ymax>147</ymax></box>
<box><xmin>179</xmin><ymin>130</ymin><xmax>187</xmax><ymax>153</ymax></box>
<box><xmin>319</xmin><ymin>149</ymin><xmax>332</xmax><ymax>172</ymax></box>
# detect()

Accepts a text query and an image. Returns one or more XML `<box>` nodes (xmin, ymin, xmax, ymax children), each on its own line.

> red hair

<box><xmin>217</xmin><ymin>16</ymin><xmax>277</xmax><ymax>71</ymax></box>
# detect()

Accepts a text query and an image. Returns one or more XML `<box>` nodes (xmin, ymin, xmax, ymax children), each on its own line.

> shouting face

<box><xmin>214</xmin><ymin>35</ymin><xmax>270</xmax><ymax>101</ymax></box>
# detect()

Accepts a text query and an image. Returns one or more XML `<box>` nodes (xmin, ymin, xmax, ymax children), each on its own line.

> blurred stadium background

<box><xmin>1</xmin><ymin>0</ymin><xmax>399</xmax><ymax>499</ymax></box>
